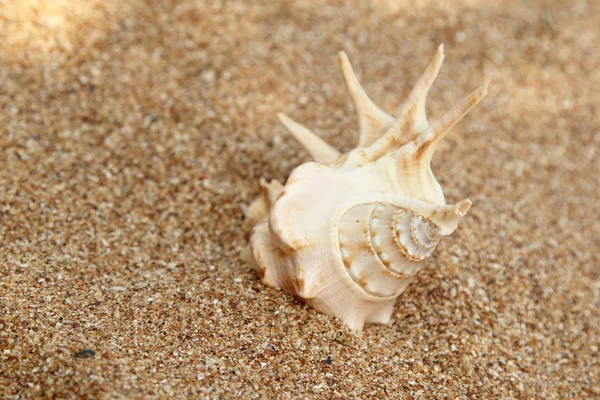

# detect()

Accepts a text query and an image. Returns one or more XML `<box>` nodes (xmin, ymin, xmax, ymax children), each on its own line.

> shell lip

<box><xmin>456</xmin><ymin>199</ymin><xmax>472</xmax><ymax>216</ymax></box>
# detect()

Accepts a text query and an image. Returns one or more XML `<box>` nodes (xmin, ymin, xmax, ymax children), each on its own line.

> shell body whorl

<box><xmin>247</xmin><ymin>46</ymin><xmax>487</xmax><ymax>330</ymax></box>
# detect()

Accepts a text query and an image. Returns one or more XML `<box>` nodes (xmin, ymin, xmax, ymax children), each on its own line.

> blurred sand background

<box><xmin>0</xmin><ymin>0</ymin><xmax>598</xmax><ymax>398</ymax></box>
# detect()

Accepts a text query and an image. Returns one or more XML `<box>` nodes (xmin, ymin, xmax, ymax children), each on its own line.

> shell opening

<box><xmin>456</xmin><ymin>199</ymin><xmax>472</xmax><ymax>216</ymax></box>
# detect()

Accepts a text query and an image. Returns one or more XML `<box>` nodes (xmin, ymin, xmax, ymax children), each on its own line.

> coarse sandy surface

<box><xmin>0</xmin><ymin>0</ymin><xmax>598</xmax><ymax>398</ymax></box>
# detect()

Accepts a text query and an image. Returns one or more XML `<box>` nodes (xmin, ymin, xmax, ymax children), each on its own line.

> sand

<box><xmin>0</xmin><ymin>0</ymin><xmax>598</xmax><ymax>398</ymax></box>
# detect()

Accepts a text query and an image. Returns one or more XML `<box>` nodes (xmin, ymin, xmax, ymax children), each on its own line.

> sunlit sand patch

<box><xmin>0</xmin><ymin>0</ymin><xmax>116</xmax><ymax>64</ymax></box>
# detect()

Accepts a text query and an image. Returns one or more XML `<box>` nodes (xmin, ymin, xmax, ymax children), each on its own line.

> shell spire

<box><xmin>247</xmin><ymin>46</ymin><xmax>489</xmax><ymax>330</ymax></box>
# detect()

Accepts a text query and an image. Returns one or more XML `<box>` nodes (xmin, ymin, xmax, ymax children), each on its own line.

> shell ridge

<box><xmin>339</xmin><ymin>203</ymin><xmax>411</xmax><ymax>298</ymax></box>
<box><xmin>369</xmin><ymin>204</ymin><xmax>416</xmax><ymax>277</ymax></box>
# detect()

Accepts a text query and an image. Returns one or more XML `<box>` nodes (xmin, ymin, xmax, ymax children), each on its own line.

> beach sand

<box><xmin>0</xmin><ymin>0</ymin><xmax>598</xmax><ymax>398</ymax></box>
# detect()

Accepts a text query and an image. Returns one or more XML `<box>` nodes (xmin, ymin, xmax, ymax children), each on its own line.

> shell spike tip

<box><xmin>455</xmin><ymin>199</ymin><xmax>472</xmax><ymax>216</ymax></box>
<box><xmin>399</xmin><ymin>43</ymin><xmax>446</xmax><ymax>122</ymax></box>
<box><xmin>413</xmin><ymin>80</ymin><xmax>489</xmax><ymax>163</ymax></box>
<box><xmin>277</xmin><ymin>112</ymin><xmax>341</xmax><ymax>165</ymax></box>
<box><xmin>338</xmin><ymin>50</ymin><xmax>395</xmax><ymax>148</ymax></box>
<box><xmin>360</xmin><ymin>44</ymin><xmax>446</xmax><ymax>162</ymax></box>
<box><xmin>429</xmin><ymin>199</ymin><xmax>473</xmax><ymax>235</ymax></box>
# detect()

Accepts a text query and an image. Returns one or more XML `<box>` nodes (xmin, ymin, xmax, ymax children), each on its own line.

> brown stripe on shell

<box><xmin>361</xmin><ymin>240</ymin><xmax>377</xmax><ymax>255</ymax></box>
<box><xmin>340</xmin><ymin>247</ymin><xmax>352</xmax><ymax>269</ymax></box>
<box><xmin>251</xmin><ymin>246</ymin><xmax>268</xmax><ymax>279</ymax></box>
<box><xmin>295</xmin><ymin>277</ymin><xmax>305</xmax><ymax>292</ymax></box>
<box><xmin>339</xmin><ymin>231</ymin><xmax>352</xmax><ymax>269</ymax></box>
<box><xmin>290</xmin><ymin>238</ymin><xmax>315</xmax><ymax>252</ymax></box>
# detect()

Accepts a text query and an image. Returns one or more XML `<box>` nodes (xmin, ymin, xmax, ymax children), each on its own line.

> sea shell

<box><xmin>247</xmin><ymin>45</ymin><xmax>488</xmax><ymax>330</ymax></box>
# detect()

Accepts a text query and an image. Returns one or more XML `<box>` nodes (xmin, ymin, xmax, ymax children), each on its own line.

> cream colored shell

<box><xmin>247</xmin><ymin>45</ymin><xmax>488</xmax><ymax>330</ymax></box>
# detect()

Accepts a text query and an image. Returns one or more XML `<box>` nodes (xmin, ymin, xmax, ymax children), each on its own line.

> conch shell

<box><xmin>247</xmin><ymin>45</ymin><xmax>488</xmax><ymax>330</ymax></box>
